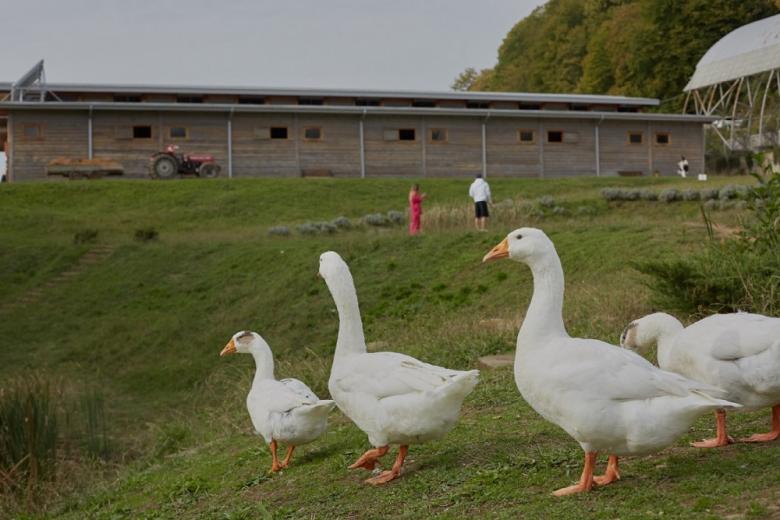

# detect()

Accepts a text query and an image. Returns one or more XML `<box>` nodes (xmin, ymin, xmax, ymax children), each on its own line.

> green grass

<box><xmin>0</xmin><ymin>174</ymin><xmax>774</xmax><ymax>519</ymax></box>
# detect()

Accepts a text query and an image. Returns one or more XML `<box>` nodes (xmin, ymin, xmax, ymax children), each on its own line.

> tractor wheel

<box><xmin>198</xmin><ymin>163</ymin><xmax>220</xmax><ymax>178</ymax></box>
<box><xmin>150</xmin><ymin>155</ymin><xmax>178</xmax><ymax>180</ymax></box>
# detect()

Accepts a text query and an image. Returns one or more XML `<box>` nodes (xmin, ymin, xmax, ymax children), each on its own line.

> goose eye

<box><xmin>515</xmin><ymin>234</ymin><xmax>523</xmax><ymax>240</ymax></box>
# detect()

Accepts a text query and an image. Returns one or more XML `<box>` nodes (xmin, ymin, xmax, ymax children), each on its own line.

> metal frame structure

<box><xmin>683</xmin><ymin>14</ymin><xmax>780</xmax><ymax>151</ymax></box>
<box><xmin>3</xmin><ymin>60</ymin><xmax>52</xmax><ymax>103</ymax></box>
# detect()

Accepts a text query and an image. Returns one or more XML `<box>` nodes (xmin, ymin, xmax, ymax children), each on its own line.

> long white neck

<box><xmin>517</xmin><ymin>251</ymin><xmax>568</xmax><ymax>346</ymax></box>
<box><xmin>640</xmin><ymin>313</ymin><xmax>684</xmax><ymax>368</ymax></box>
<box><xmin>250</xmin><ymin>343</ymin><xmax>275</xmax><ymax>384</ymax></box>
<box><xmin>326</xmin><ymin>270</ymin><xmax>367</xmax><ymax>360</ymax></box>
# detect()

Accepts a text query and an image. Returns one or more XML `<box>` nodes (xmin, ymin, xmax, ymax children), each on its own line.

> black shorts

<box><xmin>474</xmin><ymin>201</ymin><xmax>489</xmax><ymax>218</ymax></box>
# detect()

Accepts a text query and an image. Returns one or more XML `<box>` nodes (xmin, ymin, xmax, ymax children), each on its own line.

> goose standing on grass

<box><xmin>318</xmin><ymin>251</ymin><xmax>479</xmax><ymax>485</ymax></box>
<box><xmin>483</xmin><ymin>228</ymin><xmax>741</xmax><ymax>496</ymax></box>
<box><xmin>621</xmin><ymin>312</ymin><xmax>780</xmax><ymax>447</ymax></box>
<box><xmin>220</xmin><ymin>331</ymin><xmax>336</xmax><ymax>472</ymax></box>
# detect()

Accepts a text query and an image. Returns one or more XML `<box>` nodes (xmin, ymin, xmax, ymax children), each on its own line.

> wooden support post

<box><xmin>227</xmin><ymin>109</ymin><xmax>233</xmax><ymax>179</ymax></box>
<box><xmin>359</xmin><ymin>115</ymin><xmax>365</xmax><ymax>179</ymax></box>
<box><xmin>481</xmin><ymin>120</ymin><xmax>487</xmax><ymax>178</ymax></box>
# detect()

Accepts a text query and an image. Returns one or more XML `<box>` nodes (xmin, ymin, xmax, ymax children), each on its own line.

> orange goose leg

<box><xmin>366</xmin><ymin>445</ymin><xmax>408</xmax><ymax>485</ymax></box>
<box><xmin>553</xmin><ymin>452</ymin><xmax>597</xmax><ymax>496</ymax></box>
<box><xmin>593</xmin><ymin>455</ymin><xmax>620</xmax><ymax>486</ymax></box>
<box><xmin>280</xmin><ymin>446</ymin><xmax>295</xmax><ymax>468</ymax></box>
<box><xmin>349</xmin><ymin>445</ymin><xmax>389</xmax><ymax>471</ymax></box>
<box><xmin>691</xmin><ymin>409</ymin><xmax>734</xmax><ymax>448</ymax></box>
<box><xmin>741</xmin><ymin>405</ymin><xmax>780</xmax><ymax>443</ymax></box>
<box><xmin>269</xmin><ymin>439</ymin><xmax>283</xmax><ymax>472</ymax></box>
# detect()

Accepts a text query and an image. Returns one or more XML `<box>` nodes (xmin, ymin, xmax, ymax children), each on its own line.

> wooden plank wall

<box><xmin>11</xmin><ymin>111</ymin><xmax>88</xmax><ymax>181</ymax></box>
<box><xmin>8</xmin><ymin>109</ymin><xmax>706</xmax><ymax>180</ymax></box>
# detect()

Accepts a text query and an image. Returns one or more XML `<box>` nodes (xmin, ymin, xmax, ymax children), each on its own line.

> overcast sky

<box><xmin>0</xmin><ymin>0</ymin><xmax>544</xmax><ymax>91</ymax></box>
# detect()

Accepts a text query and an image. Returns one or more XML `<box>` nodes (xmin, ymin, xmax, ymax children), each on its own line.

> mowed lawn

<box><xmin>1</xmin><ymin>175</ymin><xmax>777</xmax><ymax>519</ymax></box>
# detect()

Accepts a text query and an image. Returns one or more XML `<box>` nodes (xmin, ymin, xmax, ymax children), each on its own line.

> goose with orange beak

<box><xmin>318</xmin><ymin>251</ymin><xmax>479</xmax><ymax>485</ymax></box>
<box><xmin>220</xmin><ymin>331</ymin><xmax>336</xmax><ymax>473</ymax></box>
<box><xmin>483</xmin><ymin>228</ymin><xmax>740</xmax><ymax>496</ymax></box>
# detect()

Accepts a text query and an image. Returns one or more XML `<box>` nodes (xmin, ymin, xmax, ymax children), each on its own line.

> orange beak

<box><xmin>220</xmin><ymin>338</ymin><xmax>236</xmax><ymax>357</ymax></box>
<box><xmin>483</xmin><ymin>238</ymin><xmax>510</xmax><ymax>262</ymax></box>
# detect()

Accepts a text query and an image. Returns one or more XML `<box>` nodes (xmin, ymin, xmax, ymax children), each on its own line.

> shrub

<box><xmin>551</xmin><ymin>206</ymin><xmax>569</xmax><ymax>216</ymax></box>
<box><xmin>297</xmin><ymin>222</ymin><xmax>319</xmax><ymax>235</ymax></box>
<box><xmin>332</xmin><ymin>216</ymin><xmax>352</xmax><ymax>229</ymax></box>
<box><xmin>314</xmin><ymin>221</ymin><xmax>337</xmax><ymax>234</ymax></box>
<box><xmin>363</xmin><ymin>213</ymin><xmax>389</xmax><ymax>226</ymax></box>
<box><xmin>386</xmin><ymin>210</ymin><xmax>405</xmax><ymax>225</ymax></box>
<box><xmin>73</xmin><ymin>228</ymin><xmax>98</xmax><ymax>245</ymax></box>
<box><xmin>682</xmin><ymin>189</ymin><xmax>700</xmax><ymax>201</ymax></box>
<box><xmin>575</xmin><ymin>205</ymin><xmax>598</xmax><ymax>216</ymax></box>
<box><xmin>537</xmin><ymin>195</ymin><xmax>555</xmax><ymax>208</ymax></box>
<box><xmin>267</xmin><ymin>226</ymin><xmax>290</xmax><ymax>237</ymax></box>
<box><xmin>623</xmin><ymin>189</ymin><xmax>640</xmax><ymax>201</ymax></box>
<box><xmin>702</xmin><ymin>199</ymin><xmax>719</xmax><ymax>211</ymax></box>
<box><xmin>734</xmin><ymin>184</ymin><xmax>751</xmax><ymax>199</ymax></box>
<box><xmin>699</xmin><ymin>188</ymin><xmax>719</xmax><ymax>200</ymax></box>
<box><xmin>637</xmin><ymin>157</ymin><xmax>780</xmax><ymax>315</ymax></box>
<box><xmin>134</xmin><ymin>227</ymin><xmax>158</xmax><ymax>242</ymax></box>
<box><xmin>658</xmin><ymin>189</ymin><xmax>680</xmax><ymax>203</ymax></box>
<box><xmin>601</xmin><ymin>188</ymin><xmax>622</xmax><ymax>201</ymax></box>
<box><xmin>639</xmin><ymin>190</ymin><xmax>658</xmax><ymax>201</ymax></box>
<box><xmin>718</xmin><ymin>185</ymin><xmax>737</xmax><ymax>200</ymax></box>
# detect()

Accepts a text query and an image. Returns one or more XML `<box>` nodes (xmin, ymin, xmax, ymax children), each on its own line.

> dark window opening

<box><xmin>239</xmin><ymin>96</ymin><xmax>265</xmax><ymax>105</ymax></box>
<box><xmin>430</xmin><ymin>129</ymin><xmax>447</xmax><ymax>142</ymax></box>
<box><xmin>133</xmin><ymin>126</ymin><xmax>152</xmax><ymax>139</ymax></box>
<box><xmin>270</xmin><ymin>127</ymin><xmax>288</xmax><ymax>139</ymax></box>
<box><xmin>628</xmin><ymin>132</ymin><xmax>643</xmax><ymax>144</ymax></box>
<box><xmin>570</xmin><ymin>104</ymin><xmax>589</xmax><ymax>111</ymax></box>
<box><xmin>412</xmin><ymin>100</ymin><xmax>436</xmax><ymax>108</ymax></box>
<box><xmin>299</xmin><ymin>97</ymin><xmax>324</xmax><ymax>105</ymax></box>
<box><xmin>518</xmin><ymin>103</ymin><xmax>541</xmax><ymax>110</ymax></box>
<box><xmin>114</xmin><ymin>95</ymin><xmax>142</xmax><ymax>103</ymax></box>
<box><xmin>355</xmin><ymin>99</ymin><xmax>381</xmax><ymax>106</ymax></box>
<box><xmin>304</xmin><ymin>127</ymin><xmax>322</xmax><ymax>140</ymax></box>
<box><xmin>547</xmin><ymin>131</ymin><xmax>563</xmax><ymax>143</ymax></box>
<box><xmin>176</xmin><ymin>96</ymin><xmax>203</xmax><ymax>104</ymax></box>
<box><xmin>617</xmin><ymin>106</ymin><xmax>639</xmax><ymax>113</ymax></box>
<box><xmin>518</xmin><ymin>130</ymin><xmax>534</xmax><ymax>143</ymax></box>
<box><xmin>656</xmin><ymin>133</ymin><xmax>670</xmax><ymax>145</ymax></box>
<box><xmin>170</xmin><ymin>127</ymin><xmax>188</xmax><ymax>139</ymax></box>
<box><xmin>399</xmin><ymin>128</ymin><xmax>416</xmax><ymax>141</ymax></box>
<box><xmin>23</xmin><ymin>124</ymin><xmax>41</xmax><ymax>139</ymax></box>
<box><xmin>466</xmin><ymin>101</ymin><xmax>490</xmax><ymax>109</ymax></box>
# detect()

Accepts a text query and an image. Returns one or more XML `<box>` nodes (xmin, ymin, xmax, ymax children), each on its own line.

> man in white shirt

<box><xmin>468</xmin><ymin>173</ymin><xmax>492</xmax><ymax>231</ymax></box>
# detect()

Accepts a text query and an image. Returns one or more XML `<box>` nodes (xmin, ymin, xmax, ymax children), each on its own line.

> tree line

<box><xmin>453</xmin><ymin>0</ymin><xmax>780</xmax><ymax>111</ymax></box>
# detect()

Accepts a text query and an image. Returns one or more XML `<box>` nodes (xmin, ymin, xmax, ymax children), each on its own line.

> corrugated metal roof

<box><xmin>685</xmin><ymin>13</ymin><xmax>780</xmax><ymax>91</ymax></box>
<box><xmin>0</xmin><ymin>101</ymin><xmax>715</xmax><ymax>122</ymax></box>
<box><xmin>7</xmin><ymin>82</ymin><xmax>659</xmax><ymax>107</ymax></box>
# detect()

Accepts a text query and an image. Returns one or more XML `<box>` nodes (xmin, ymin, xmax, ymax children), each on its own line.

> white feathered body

<box><xmin>248</xmin><ymin>377</ymin><xmax>336</xmax><ymax>446</ymax></box>
<box><xmin>659</xmin><ymin>313</ymin><xmax>780</xmax><ymax>411</ymax></box>
<box><xmin>516</xmin><ymin>333</ymin><xmax>738</xmax><ymax>456</ymax></box>
<box><xmin>329</xmin><ymin>352</ymin><xmax>479</xmax><ymax>447</ymax></box>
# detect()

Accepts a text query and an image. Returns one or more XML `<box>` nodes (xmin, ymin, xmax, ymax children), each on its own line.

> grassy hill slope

<box><xmin>2</xmin><ymin>176</ymin><xmax>777</xmax><ymax>519</ymax></box>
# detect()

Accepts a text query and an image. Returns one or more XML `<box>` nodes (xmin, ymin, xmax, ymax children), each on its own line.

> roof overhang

<box><xmin>0</xmin><ymin>101</ymin><xmax>715</xmax><ymax>123</ymax></box>
<box><xmin>0</xmin><ymin>82</ymin><xmax>659</xmax><ymax>107</ymax></box>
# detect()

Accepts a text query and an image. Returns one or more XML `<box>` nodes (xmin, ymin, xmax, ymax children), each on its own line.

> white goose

<box><xmin>621</xmin><ymin>312</ymin><xmax>780</xmax><ymax>447</ymax></box>
<box><xmin>483</xmin><ymin>228</ymin><xmax>740</xmax><ymax>496</ymax></box>
<box><xmin>318</xmin><ymin>251</ymin><xmax>479</xmax><ymax>485</ymax></box>
<box><xmin>220</xmin><ymin>331</ymin><xmax>336</xmax><ymax>472</ymax></box>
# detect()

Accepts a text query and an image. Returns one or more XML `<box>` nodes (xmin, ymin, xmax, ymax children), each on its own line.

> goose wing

<box><xmin>333</xmin><ymin>352</ymin><xmax>467</xmax><ymax>399</ymax></box>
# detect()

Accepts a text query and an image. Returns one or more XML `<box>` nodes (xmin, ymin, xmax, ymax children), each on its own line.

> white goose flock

<box><xmin>218</xmin><ymin>225</ymin><xmax>779</xmax><ymax>497</ymax></box>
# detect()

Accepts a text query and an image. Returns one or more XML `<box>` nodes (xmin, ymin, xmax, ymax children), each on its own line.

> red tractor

<box><xmin>149</xmin><ymin>145</ymin><xmax>221</xmax><ymax>179</ymax></box>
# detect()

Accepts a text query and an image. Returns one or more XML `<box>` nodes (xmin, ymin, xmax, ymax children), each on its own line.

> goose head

<box><xmin>620</xmin><ymin>313</ymin><xmax>681</xmax><ymax>354</ymax></box>
<box><xmin>318</xmin><ymin>251</ymin><xmax>352</xmax><ymax>284</ymax></box>
<box><xmin>482</xmin><ymin>227</ymin><xmax>556</xmax><ymax>265</ymax></box>
<box><xmin>220</xmin><ymin>330</ymin><xmax>271</xmax><ymax>357</ymax></box>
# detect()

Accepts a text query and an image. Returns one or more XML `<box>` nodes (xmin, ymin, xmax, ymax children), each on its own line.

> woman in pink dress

<box><xmin>408</xmin><ymin>184</ymin><xmax>426</xmax><ymax>236</ymax></box>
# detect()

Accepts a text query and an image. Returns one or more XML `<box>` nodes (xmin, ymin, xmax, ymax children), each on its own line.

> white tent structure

<box><xmin>684</xmin><ymin>13</ymin><xmax>780</xmax><ymax>150</ymax></box>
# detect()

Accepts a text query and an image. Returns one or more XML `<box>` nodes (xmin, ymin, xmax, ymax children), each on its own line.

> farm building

<box><xmin>0</xmin><ymin>62</ymin><xmax>714</xmax><ymax>182</ymax></box>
